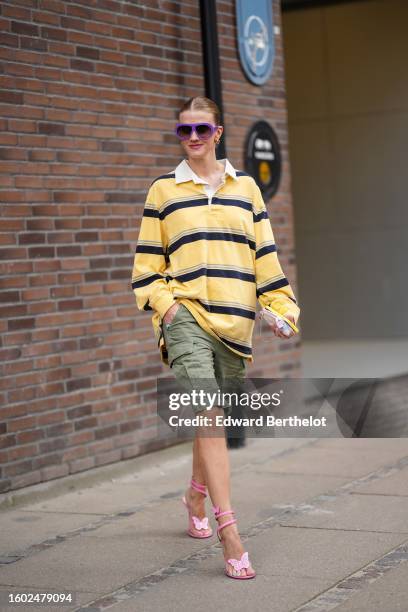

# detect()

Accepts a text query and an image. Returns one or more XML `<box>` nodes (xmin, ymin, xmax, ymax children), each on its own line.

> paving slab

<box><xmin>257</xmin><ymin>440</ymin><xmax>408</xmax><ymax>479</ymax></box>
<box><xmin>279</xmin><ymin>491</ymin><xmax>408</xmax><ymax>533</ymax></box>
<box><xmin>234</xmin><ymin>470</ymin><xmax>349</xmax><ymax>525</ymax></box>
<box><xmin>0</xmin><ymin>511</ymin><xmax>105</xmax><ymax>556</ymax></box>
<box><xmin>249</xmin><ymin>524</ymin><xmax>405</xmax><ymax>579</ymax></box>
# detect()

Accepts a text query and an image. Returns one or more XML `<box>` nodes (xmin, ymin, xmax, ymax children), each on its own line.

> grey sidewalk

<box><xmin>0</xmin><ymin>437</ymin><xmax>408</xmax><ymax>612</ymax></box>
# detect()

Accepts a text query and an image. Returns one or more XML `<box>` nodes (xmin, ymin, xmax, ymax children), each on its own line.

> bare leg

<box><xmin>184</xmin><ymin>437</ymin><xmax>208</xmax><ymax>524</ymax></box>
<box><xmin>193</xmin><ymin>437</ymin><xmax>205</xmax><ymax>485</ymax></box>
<box><xmin>195</xmin><ymin>407</ymin><xmax>255</xmax><ymax>578</ymax></box>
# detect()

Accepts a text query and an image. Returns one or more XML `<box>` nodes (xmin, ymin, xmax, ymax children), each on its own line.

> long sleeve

<box><xmin>252</xmin><ymin>183</ymin><xmax>300</xmax><ymax>324</ymax></box>
<box><xmin>131</xmin><ymin>183</ymin><xmax>176</xmax><ymax>319</ymax></box>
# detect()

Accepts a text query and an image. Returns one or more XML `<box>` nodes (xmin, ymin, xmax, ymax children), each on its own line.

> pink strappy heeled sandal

<box><xmin>182</xmin><ymin>477</ymin><xmax>213</xmax><ymax>539</ymax></box>
<box><xmin>212</xmin><ymin>505</ymin><xmax>256</xmax><ymax>579</ymax></box>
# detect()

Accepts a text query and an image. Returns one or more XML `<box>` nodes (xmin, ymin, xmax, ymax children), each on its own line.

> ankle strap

<box><xmin>217</xmin><ymin>518</ymin><xmax>237</xmax><ymax>540</ymax></box>
<box><xmin>212</xmin><ymin>505</ymin><xmax>235</xmax><ymax>520</ymax></box>
<box><xmin>191</xmin><ymin>477</ymin><xmax>207</xmax><ymax>497</ymax></box>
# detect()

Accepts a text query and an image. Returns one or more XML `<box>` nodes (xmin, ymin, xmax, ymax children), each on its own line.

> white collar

<box><xmin>174</xmin><ymin>158</ymin><xmax>237</xmax><ymax>185</ymax></box>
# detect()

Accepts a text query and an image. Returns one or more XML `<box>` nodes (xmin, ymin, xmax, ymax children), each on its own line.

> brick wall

<box><xmin>0</xmin><ymin>0</ymin><xmax>301</xmax><ymax>493</ymax></box>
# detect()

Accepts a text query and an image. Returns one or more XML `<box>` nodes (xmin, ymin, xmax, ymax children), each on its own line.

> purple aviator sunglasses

<box><xmin>175</xmin><ymin>122</ymin><xmax>221</xmax><ymax>141</ymax></box>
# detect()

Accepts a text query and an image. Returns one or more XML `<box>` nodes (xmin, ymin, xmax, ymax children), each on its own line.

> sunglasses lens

<box><xmin>176</xmin><ymin>125</ymin><xmax>192</xmax><ymax>140</ymax></box>
<box><xmin>195</xmin><ymin>124</ymin><xmax>212</xmax><ymax>139</ymax></box>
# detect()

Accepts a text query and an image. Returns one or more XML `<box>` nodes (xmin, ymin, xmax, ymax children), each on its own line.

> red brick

<box><xmin>32</xmin><ymin>452</ymin><xmax>63</xmax><ymax>469</ymax></box>
<box><xmin>69</xmin><ymin>456</ymin><xmax>95</xmax><ymax>474</ymax></box>
<box><xmin>21</xmin><ymin>287</ymin><xmax>49</xmax><ymax>301</ymax></box>
<box><xmin>4</xmin><ymin>459</ymin><xmax>34</xmax><ymax>477</ymax></box>
<box><xmin>0</xmin><ymin>247</ymin><xmax>27</xmax><ymax>259</ymax></box>
<box><xmin>8</xmin><ymin>317</ymin><xmax>35</xmax><ymax>331</ymax></box>
<box><xmin>45</xmin><ymin>21</ymin><xmax>70</xmax><ymax>38</ymax></box>
<box><xmin>10</xmin><ymin>470</ymin><xmax>42</xmax><ymax>490</ymax></box>
<box><xmin>41</xmin><ymin>464</ymin><xmax>69</xmax><ymax>480</ymax></box>
<box><xmin>26</xmin><ymin>218</ymin><xmax>54</xmax><ymax>230</ymax></box>
<box><xmin>0</xmin><ymin>435</ymin><xmax>17</xmax><ymax>450</ymax></box>
<box><xmin>8</xmin><ymin>444</ymin><xmax>38</xmax><ymax>461</ymax></box>
<box><xmin>0</xmin><ymin>290</ymin><xmax>20</xmax><ymax>303</ymax></box>
<box><xmin>16</xmin><ymin>429</ymin><xmax>45</xmax><ymax>445</ymax></box>
<box><xmin>32</xmin><ymin>10</ymin><xmax>62</xmax><ymax>25</ymax></box>
<box><xmin>18</xmin><ymin>232</ymin><xmax>46</xmax><ymax>244</ymax></box>
<box><xmin>11</xmin><ymin>20</ymin><xmax>39</xmax><ymax>36</ymax></box>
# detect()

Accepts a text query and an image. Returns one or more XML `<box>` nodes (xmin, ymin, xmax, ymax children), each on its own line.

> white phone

<box><xmin>260</xmin><ymin>307</ymin><xmax>298</xmax><ymax>337</ymax></box>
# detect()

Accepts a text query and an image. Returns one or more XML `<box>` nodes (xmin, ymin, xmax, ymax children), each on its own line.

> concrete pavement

<box><xmin>0</xmin><ymin>437</ymin><xmax>407</xmax><ymax>612</ymax></box>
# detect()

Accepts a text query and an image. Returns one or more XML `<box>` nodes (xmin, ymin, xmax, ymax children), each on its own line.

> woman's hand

<box><xmin>265</xmin><ymin>311</ymin><xmax>297</xmax><ymax>339</ymax></box>
<box><xmin>163</xmin><ymin>302</ymin><xmax>180</xmax><ymax>325</ymax></box>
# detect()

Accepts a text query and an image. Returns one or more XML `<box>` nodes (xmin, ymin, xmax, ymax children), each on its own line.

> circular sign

<box><xmin>244</xmin><ymin>121</ymin><xmax>281</xmax><ymax>199</ymax></box>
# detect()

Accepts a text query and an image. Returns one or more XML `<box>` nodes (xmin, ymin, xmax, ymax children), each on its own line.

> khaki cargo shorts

<box><xmin>162</xmin><ymin>303</ymin><xmax>246</xmax><ymax>415</ymax></box>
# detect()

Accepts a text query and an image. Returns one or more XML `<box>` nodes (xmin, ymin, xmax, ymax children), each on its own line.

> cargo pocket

<box><xmin>167</xmin><ymin>341</ymin><xmax>195</xmax><ymax>369</ymax></box>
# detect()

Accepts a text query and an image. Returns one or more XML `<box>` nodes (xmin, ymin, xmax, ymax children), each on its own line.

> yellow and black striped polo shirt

<box><xmin>131</xmin><ymin>159</ymin><xmax>300</xmax><ymax>365</ymax></box>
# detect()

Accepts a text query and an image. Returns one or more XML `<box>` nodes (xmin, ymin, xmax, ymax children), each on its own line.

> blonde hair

<box><xmin>178</xmin><ymin>96</ymin><xmax>221</xmax><ymax>125</ymax></box>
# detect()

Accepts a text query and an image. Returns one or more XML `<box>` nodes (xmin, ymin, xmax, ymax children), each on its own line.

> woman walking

<box><xmin>132</xmin><ymin>97</ymin><xmax>300</xmax><ymax>579</ymax></box>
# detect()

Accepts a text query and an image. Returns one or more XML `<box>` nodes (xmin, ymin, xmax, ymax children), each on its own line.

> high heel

<box><xmin>181</xmin><ymin>477</ymin><xmax>213</xmax><ymax>539</ymax></box>
<box><xmin>212</xmin><ymin>505</ymin><xmax>256</xmax><ymax>579</ymax></box>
